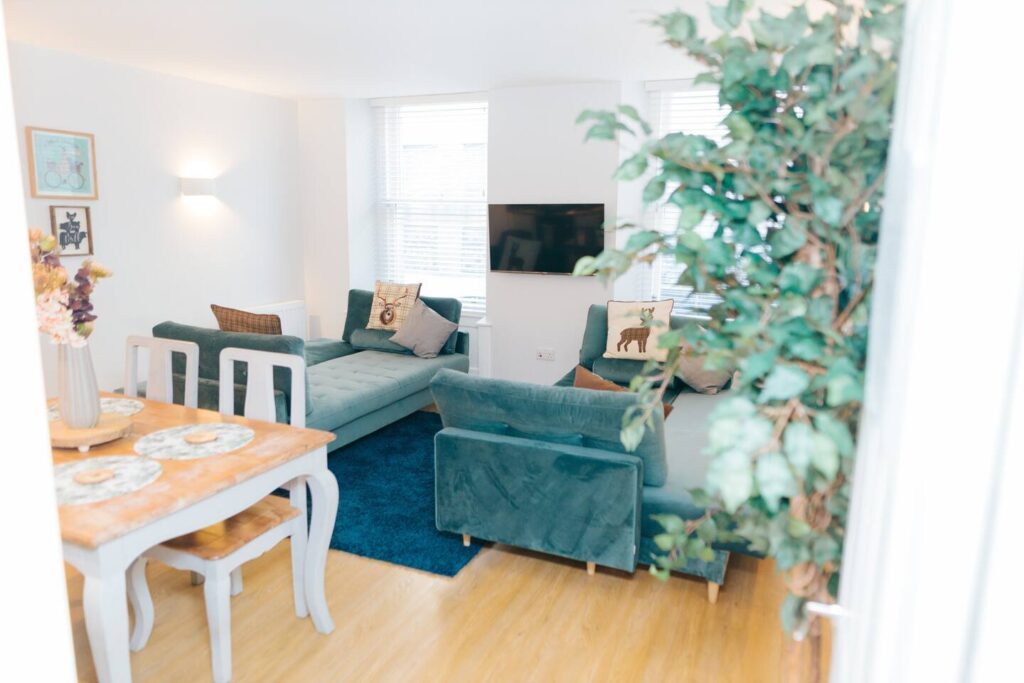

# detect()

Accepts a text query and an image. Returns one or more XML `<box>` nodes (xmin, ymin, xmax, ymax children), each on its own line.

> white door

<box><xmin>830</xmin><ymin>0</ymin><xmax>1024</xmax><ymax>680</ymax></box>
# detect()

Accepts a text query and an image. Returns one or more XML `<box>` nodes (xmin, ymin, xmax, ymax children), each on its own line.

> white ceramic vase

<box><xmin>58</xmin><ymin>342</ymin><xmax>100</xmax><ymax>429</ymax></box>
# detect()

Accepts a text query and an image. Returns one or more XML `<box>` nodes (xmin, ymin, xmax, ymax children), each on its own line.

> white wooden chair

<box><xmin>127</xmin><ymin>348</ymin><xmax>310</xmax><ymax>683</ymax></box>
<box><xmin>124</xmin><ymin>335</ymin><xmax>200</xmax><ymax>408</ymax></box>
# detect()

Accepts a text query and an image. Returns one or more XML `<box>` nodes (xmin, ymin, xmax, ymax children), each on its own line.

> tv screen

<box><xmin>488</xmin><ymin>203</ymin><xmax>605</xmax><ymax>274</ymax></box>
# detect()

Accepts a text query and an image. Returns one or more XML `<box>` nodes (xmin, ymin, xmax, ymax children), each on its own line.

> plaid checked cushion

<box><xmin>210</xmin><ymin>304</ymin><xmax>283</xmax><ymax>335</ymax></box>
<box><xmin>366</xmin><ymin>281</ymin><xmax>421</xmax><ymax>331</ymax></box>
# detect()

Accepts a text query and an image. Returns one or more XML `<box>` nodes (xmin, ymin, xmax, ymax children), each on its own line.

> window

<box><xmin>648</xmin><ymin>82</ymin><xmax>729</xmax><ymax>318</ymax></box>
<box><xmin>373</xmin><ymin>97</ymin><xmax>488</xmax><ymax>315</ymax></box>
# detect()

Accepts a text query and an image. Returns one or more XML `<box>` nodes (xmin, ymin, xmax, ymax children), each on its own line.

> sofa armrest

<box><xmin>434</xmin><ymin>428</ymin><xmax>642</xmax><ymax>572</ymax></box>
<box><xmin>454</xmin><ymin>330</ymin><xmax>470</xmax><ymax>356</ymax></box>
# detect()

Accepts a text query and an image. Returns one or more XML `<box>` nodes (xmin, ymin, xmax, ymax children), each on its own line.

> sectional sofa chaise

<box><xmin>154</xmin><ymin>289</ymin><xmax>469</xmax><ymax>451</ymax></box>
<box><xmin>432</xmin><ymin>303</ymin><xmax>751</xmax><ymax>598</ymax></box>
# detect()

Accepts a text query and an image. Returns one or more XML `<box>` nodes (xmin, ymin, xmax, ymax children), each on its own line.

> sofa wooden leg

<box><xmin>462</xmin><ymin>534</ymin><xmax>471</xmax><ymax>547</ymax></box>
<box><xmin>586</xmin><ymin>562</ymin><xmax>596</xmax><ymax>576</ymax></box>
<box><xmin>707</xmin><ymin>581</ymin><xmax>720</xmax><ymax>604</ymax></box>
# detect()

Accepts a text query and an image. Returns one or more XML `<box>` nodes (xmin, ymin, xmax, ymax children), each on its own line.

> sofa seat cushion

<box><xmin>305</xmin><ymin>350</ymin><xmax>469</xmax><ymax>431</ymax></box>
<box><xmin>640</xmin><ymin>390</ymin><xmax>729</xmax><ymax>538</ymax></box>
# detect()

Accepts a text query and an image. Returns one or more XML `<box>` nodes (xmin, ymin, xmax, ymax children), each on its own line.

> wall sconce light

<box><xmin>179</xmin><ymin>177</ymin><xmax>216</xmax><ymax>196</ymax></box>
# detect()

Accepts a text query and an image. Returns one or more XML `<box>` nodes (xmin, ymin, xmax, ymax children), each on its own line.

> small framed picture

<box><xmin>49</xmin><ymin>205</ymin><xmax>93</xmax><ymax>257</ymax></box>
<box><xmin>26</xmin><ymin>127</ymin><xmax>99</xmax><ymax>199</ymax></box>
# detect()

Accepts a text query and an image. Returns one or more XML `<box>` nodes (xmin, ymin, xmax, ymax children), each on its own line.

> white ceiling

<box><xmin>2</xmin><ymin>0</ymin><xmax>715</xmax><ymax>99</ymax></box>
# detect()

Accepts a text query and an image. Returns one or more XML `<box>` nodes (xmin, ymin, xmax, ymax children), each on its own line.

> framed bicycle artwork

<box><xmin>26</xmin><ymin>127</ymin><xmax>99</xmax><ymax>200</ymax></box>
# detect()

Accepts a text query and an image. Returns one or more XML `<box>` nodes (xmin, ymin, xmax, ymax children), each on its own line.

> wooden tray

<box><xmin>50</xmin><ymin>414</ymin><xmax>132</xmax><ymax>453</ymax></box>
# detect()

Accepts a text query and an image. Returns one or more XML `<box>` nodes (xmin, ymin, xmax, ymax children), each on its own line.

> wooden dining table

<box><xmin>52</xmin><ymin>392</ymin><xmax>338</xmax><ymax>683</ymax></box>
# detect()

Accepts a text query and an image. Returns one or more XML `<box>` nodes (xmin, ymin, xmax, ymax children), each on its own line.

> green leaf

<box><xmin>756</xmin><ymin>452</ymin><xmax>797</xmax><ymax>512</ymax></box>
<box><xmin>778</xmin><ymin>263</ymin><xmax>822</xmax><ymax>295</ymax></box>
<box><xmin>653</xmin><ymin>533</ymin><xmax>676</xmax><ymax>552</ymax></box>
<box><xmin>827</xmin><ymin>374</ymin><xmax>863</xmax><ymax>406</ymax></box>
<box><xmin>781</xmin><ymin>594</ymin><xmax>806</xmax><ymax>634</ymax></box>
<box><xmin>652</xmin><ymin>513</ymin><xmax>686</xmax><ymax>535</ymax></box>
<box><xmin>707</xmin><ymin>449</ymin><xmax>754</xmax><ymax>513</ymax></box>
<box><xmin>740</xmin><ymin>350</ymin><xmax>777</xmax><ymax>381</ymax></box>
<box><xmin>811</xmin><ymin>434</ymin><xmax>839</xmax><ymax>479</ymax></box>
<box><xmin>617</xmin><ymin>104</ymin><xmax>652</xmax><ymax>135</ymax></box>
<box><xmin>769</xmin><ymin>221</ymin><xmax>807</xmax><ymax>258</ymax></box>
<box><xmin>658</xmin><ymin>11</ymin><xmax>698</xmax><ymax>43</ymax></box>
<box><xmin>643</xmin><ymin>177</ymin><xmax>667</xmax><ymax>204</ymax></box>
<box><xmin>813</xmin><ymin>196</ymin><xmax>844</xmax><ymax>227</ymax></box>
<box><xmin>783</xmin><ymin>422</ymin><xmax>815</xmax><ymax>476</ymax></box>
<box><xmin>758</xmin><ymin>365</ymin><xmax>810</xmax><ymax>403</ymax></box>
<box><xmin>814</xmin><ymin>413</ymin><xmax>854</xmax><ymax>458</ymax></box>
<box><xmin>624</xmin><ymin>230</ymin><xmax>661</xmax><ymax>252</ymax></box>
<box><xmin>614</xmin><ymin>153</ymin><xmax>648</xmax><ymax>181</ymax></box>
<box><xmin>725</xmin><ymin>111</ymin><xmax>755</xmax><ymax>141</ymax></box>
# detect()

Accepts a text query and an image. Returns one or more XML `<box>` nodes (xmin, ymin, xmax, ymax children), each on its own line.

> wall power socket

<box><xmin>536</xmin><ymin>347</ymin><xmax>556</xmax><ymax>362</ymax></box>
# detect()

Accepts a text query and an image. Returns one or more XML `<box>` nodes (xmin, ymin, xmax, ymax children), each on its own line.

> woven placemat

<box><xmin>133</xmin><ymin>423</ymin><xmax>255</xmax><ymax>460</ymax></box>
<box><xmin>54</xmin><ymin>455</ymin><xmax>162</xmax><ymax>506</ymax></box>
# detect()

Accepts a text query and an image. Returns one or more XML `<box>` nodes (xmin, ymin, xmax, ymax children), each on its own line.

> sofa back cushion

<box><xmin>343</xmin><ymin>289</ymin><xmax>463</xmax><ymax>354</ymax></box>
<box><xmin>152</xmin><ymin>321</ymin><xmax>312</xmax><ymax>416</ymax></box>
<box><xmin>430</xmin><ymin>368</ymin><xmax>668</xmax><ymax>486</ymax></box>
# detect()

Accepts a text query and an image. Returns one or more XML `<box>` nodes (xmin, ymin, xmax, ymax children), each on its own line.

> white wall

<box><xmin>10</xmin><ymin>42</ymin><xmax>303</xmax><ymax>392</ymax></box>
<box><xmin>486</xmin><ymin>83</ymin><xmax>618</xmax><ymax>383</ymax></box>
<box><xmin>298</xmin><ymin>99</ymin><xmax>349</xmax><ymax>339</ymax></box>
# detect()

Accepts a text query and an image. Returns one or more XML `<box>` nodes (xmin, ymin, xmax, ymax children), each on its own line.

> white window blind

<box><xmin>373</xmin><ymin>98</ymin><xmax>488</xmax><ymax>314</ymax></box>
<box><xmin>648</xmin><ymin>84</ymin><xmax>730</xmax><ymax>318</ymax></box>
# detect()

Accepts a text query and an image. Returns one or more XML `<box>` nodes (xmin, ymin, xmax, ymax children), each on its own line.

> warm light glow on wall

<box><xmin>179</xmin><ymin>177</ymin><xmax>216</xmax><ymax>196</ymax></box>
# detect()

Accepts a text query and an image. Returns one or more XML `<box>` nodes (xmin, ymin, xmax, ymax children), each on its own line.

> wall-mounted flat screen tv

<box><xmin>488</xmin><ymin>203</ymin><xmax>605</xmax><ymax>274</ymax></box>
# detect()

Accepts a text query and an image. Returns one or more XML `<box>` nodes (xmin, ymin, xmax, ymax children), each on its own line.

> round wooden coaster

<box><xmin>184</xmin><ymin>430</ymin><xmax>219</xmax><ymax>445</ymax></box>
<box><xmin>50</xmin><ymin>414</ymin><xmax>133</xmax><ymax>452</ymax></box>
<box><xmin>74</xmin><ymin>468</ymin><xmax>115</xmax><ymax>485</ymax></box>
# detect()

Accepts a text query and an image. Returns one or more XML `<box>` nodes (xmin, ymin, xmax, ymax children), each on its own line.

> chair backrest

<box><xmin>218</xmin><ymin>347</ymin><xmax>306</xmax><ymax>428</ymax></box>
<box><xmin>124</xmin><ymin>335</ymin><xmax>199</xmax><ymax>408</ymax></box>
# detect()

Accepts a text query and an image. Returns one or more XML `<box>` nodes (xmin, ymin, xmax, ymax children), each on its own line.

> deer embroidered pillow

<box><xmin>367</xmin><ymin>281</ymin><xmax>422</xmax><ymax>331</ymax></box>
<box><xmin>603</xmin><ymin>299</ymin><xmax>673</xmax><ymax>362</ymax></box>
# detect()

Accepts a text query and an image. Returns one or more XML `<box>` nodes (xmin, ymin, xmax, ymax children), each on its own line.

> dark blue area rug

<box><xmin>310</xmin><ymin>411</ymin><xmax>481</xmax><ymax>577</ymax></box>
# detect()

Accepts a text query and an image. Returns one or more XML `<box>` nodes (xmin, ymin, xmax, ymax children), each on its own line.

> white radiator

<box><xmin>220</xmin><ymin>300</ymin><xmax>308</xmax><ymax>339</ymax></box>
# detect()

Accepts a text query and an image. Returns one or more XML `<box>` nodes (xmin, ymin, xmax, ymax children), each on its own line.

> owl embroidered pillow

<box><xmin>603</xmin><ymin>299</ymin><xmax>673</xmax><ymax>361</ymax></box>
<box><xmin>367</xmin><ymin>281</ymin><xmax>421</xmax><ymax>331</ymax></box>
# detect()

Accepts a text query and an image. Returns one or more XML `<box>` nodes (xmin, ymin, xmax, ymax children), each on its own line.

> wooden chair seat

<box><xmin>162</xmin><ymin>496</ymin><xmax>300</xmax><ymax>561</ymax></box>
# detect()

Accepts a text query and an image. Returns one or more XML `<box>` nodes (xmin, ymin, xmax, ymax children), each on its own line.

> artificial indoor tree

<box><xmin>575</xmin><ymin>0</ymin><xmax>903</xmax><ymax>677</ymax></box>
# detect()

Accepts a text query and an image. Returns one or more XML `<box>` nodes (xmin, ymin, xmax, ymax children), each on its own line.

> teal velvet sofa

<box><xmin>432</xmin><ymin>303</ymin><xmax>745</xmax><ymax>598</ymax></box>
<box><xmin>153</xmin><ymin>289</ymin><xmax>470</xmax><ymax>451</ymax></box>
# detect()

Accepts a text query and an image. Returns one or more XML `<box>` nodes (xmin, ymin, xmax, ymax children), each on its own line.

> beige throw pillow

<box><xmin>603</xmin><ymin>299</ymin><xmax>674</xmax><ymax>361</ymax></box>
<box><xmin>390</xmin><ymin>300</ymin><xmax>458</xmax><ymax>359</ymax></box>
<box><xmin>675</xmin><ymin>345</ymin><xmax>733</xmax><ymax>394</ymax></box>
<box><xmin>367</xmin><ymin>281</ymin><xmax>421</xmax><ymax>331</ymax></box>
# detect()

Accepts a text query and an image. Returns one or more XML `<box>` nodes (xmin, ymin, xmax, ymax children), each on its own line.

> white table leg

<box><xmin>203</xmin><ymin>569</ymin><xmax>233</xmax><ymax>683</ymax></box>
<box><xmin>229</xmin><ymin>568</ymin><xmax>243</xmax><ymax>597</ymax></box>
<box><xmin>289</xmin><ymin>478</ymin><xmax>308</xmax><ymax>618</ymax></box>
<box><xmin>83</xmin><ymin>571</ymin><xmax>132</xmax><ymax>683</ymax></box>
<box><xmin>126</xmin><ymin>558</ymin><xmax>153</xmax><ymax>651</ymax></box>
<box><xmin>304</xmin><ymin>467</ymin><xmax>338</xmax><ymax>634</ymax></box>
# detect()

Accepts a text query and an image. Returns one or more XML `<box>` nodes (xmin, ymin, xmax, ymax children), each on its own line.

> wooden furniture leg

<box><xmin>304</xmin><ymin>464</ymin><xmax>339</xmax><ymax>634</ymax></box>
<box><xmin>83</xmin><ymin>571</ymin><xmax>132</xmax><ymax>683</ymax></box>
<box><xmin>707</xmin><ymin>581</ymin><xmax>720</xmax><ymax>604</ymax></box>
<box><xmin>587</xmin><ymin>562</ymin><xmax>596</xmax><ymax>576</ymax></box>
<box><xmin>462</xmin><ymin>533</ymin><xmax>471</xmax><ymax>547</ymax></box>
<box><xmin>127</xmin><ymin>558</ymin><xmax>153</xmax><ymax>652</ymax></box>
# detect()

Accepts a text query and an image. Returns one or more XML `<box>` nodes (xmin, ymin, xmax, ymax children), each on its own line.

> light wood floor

<box><xmin>65</xmin><ymin>543</ymin><xmax>823</xmax><ymax>682</ymax></box>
